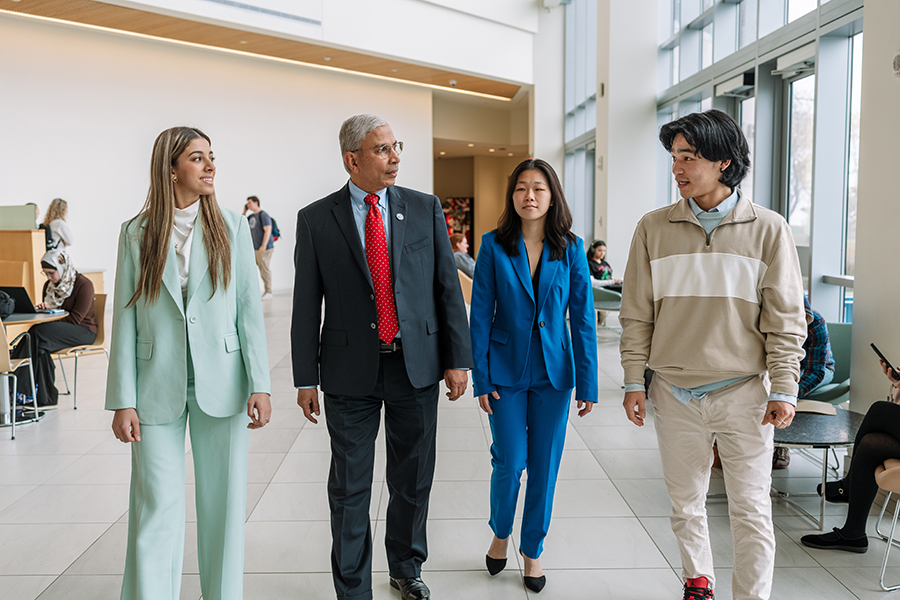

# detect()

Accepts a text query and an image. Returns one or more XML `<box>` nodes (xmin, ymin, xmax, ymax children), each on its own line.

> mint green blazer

<box><xmin>105</xmin><ymin>208</ymin><xmax>270</xmax><ymax>425</ymax></box>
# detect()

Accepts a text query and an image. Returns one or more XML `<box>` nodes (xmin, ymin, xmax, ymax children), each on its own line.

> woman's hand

<box><xmin>35</xmin><ymin>302</ymin><xmax>49</xmax><ymax>310</ymax></box>
<box><xmin>881</xmin><ymin>360</ymin><xmax>900</xmax><ymax>388</ymax></box>
<box><xmin>112</xmin><ymin>408</ymin><xmax>141</xmax><ymax>442</ymax></box>
<box><xmin>478</xmin><ymin>391</ymin><xmax>500</xmax><ymax>414</ymax></box>
<box><xmin>247</xmin><ymin>393</ymin><xmax>272</xmax><ymax>429</ymax></box>
<box><xmin>613</xmin><ymin>278</ymin><xmax>622</xmax><ymax>284</ymax></box>
<box><xmin>576</xmin><ymin>399</ymin><xmax>594</xmax><ymax>417</ymax></box>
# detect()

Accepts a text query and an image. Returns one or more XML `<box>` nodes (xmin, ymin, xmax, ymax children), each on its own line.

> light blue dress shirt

<box><xmin>348</xmin><ymin>180</ymin><xmax>390</xmax><ymax>251</ymax></box>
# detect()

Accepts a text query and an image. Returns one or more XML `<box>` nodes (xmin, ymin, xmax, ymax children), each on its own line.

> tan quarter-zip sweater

<box><xmin>619</xmin><ymin>193</ymin><xmax>806</xmax><ymax>397</ymax></box>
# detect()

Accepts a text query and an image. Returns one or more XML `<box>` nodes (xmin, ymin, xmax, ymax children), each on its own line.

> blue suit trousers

<box><xmin>488</xmin><ymin>330</ymin><xmax>572</xmax><ymax>559</ymax></box>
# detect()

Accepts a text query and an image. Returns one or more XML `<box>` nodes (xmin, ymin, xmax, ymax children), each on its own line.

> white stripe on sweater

<box><xmin>650</xmin><ymin>253</ymin><xmax>767</xmax><ymax>303</ymax></box>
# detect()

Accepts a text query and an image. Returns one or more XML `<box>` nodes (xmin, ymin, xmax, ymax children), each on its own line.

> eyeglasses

<box><xmin>351</xmin><ymin>141</ymin><xmax>403</xmax><ymax>159</ymax></box>
<box><xmin>41</xmin><ymin>270</ymin><xmax>57</xmax><ymax>278</ymax></box>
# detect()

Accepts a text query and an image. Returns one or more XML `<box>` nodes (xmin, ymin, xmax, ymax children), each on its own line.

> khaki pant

<box><xmin>254</xmin><ymin>247</ymin><xmax>274</xmax><ymax>294</ymax></box>
<box><xmin>650</xmin><ymin>373</ymin><xmax>775</xmax><ymax>600</ymax></box>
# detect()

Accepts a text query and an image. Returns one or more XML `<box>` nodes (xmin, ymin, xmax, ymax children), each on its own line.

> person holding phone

<box><xmin>470</xmin><ymin>158</ymin><xmax>598</xmax><ymax>593</ymax></box>
<box><xmin>106</xmin><ymin>126</ymin><xmax>271</xmax><ymax>600</ymax></box>
<box><xmin>800</xmin><ymin>354</ymin><xmax>900</xmax><ymax>553</ymax></box>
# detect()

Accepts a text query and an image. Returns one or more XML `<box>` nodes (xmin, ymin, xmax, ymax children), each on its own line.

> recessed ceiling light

<box><xmin>392</xmin><ymin>69</ymin><xmax>398</xmax><ymax>72</ymax></box>
<box><xmin>439</xmin><ymin>151</ymin><xmax>446</xmax><ymax>155</ymax></box>
<box><xmin>324</xmin><ymin>56</ymin><xmax>332</xmax><ymax>61</ymax></box>
<box><xmin>239</xmin><ymin>40</ymin><xmax>247</xmax><ymax>44</ymax></box>
<box><xmin>508</xmin><ymin>153</ymin><xmax>514</xmax><ymax>156</ymax></box>
<box><xmin>488</xmin><ymin>148</ymin><xmax>495</xmax><ymax>152</ymax></box>
<box><xmin>467</xmin><ymin>143</ymin><xmax>474</xmax><ymax>147</ymax></box>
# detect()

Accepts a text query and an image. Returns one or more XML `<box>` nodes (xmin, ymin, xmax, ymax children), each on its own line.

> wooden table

<box><xmin>2</xmin><ymin>311</ymin><xmax>68</xmax><ymax>425</ymax></box>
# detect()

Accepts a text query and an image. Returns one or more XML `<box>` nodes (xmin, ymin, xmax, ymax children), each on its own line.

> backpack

<box><xmin>270</xmin><ymin>217</ymin><xmax>281</xmax><ymax>242</ymax></box>
<box><xmin>38</xmin><ymin>224</ymin><xmax>54</xmax><ymax>251</ymax></box>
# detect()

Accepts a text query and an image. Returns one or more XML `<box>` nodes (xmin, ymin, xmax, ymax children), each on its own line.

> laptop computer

<box><xmin>0</xmin><ymin>287</ymin><xmax>37</xmax><ymax>314</ymax></box>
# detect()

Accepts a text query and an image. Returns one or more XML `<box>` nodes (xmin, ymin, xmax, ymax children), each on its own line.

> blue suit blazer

<box><xmin>470</xmin><ymin>231</ymin><xmax>598</xmax><ymax>402</ymax></box>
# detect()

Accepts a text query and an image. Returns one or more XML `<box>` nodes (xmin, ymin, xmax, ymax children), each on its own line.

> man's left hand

<box><xmin>443</xmin><ymin>369</ymin><xmax>468</xmax><ymax>401</ymax></box>
<box><xmin>762</xmin><ymin>400</ymin><xmax>795</xmax><ymax>429</ymax></box>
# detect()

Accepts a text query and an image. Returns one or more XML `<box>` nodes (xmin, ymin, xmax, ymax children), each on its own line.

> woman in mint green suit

<box><xmin>106</xmin><ymin>127</ymin><xmax>271</xmax><ymax>600</ymax></box>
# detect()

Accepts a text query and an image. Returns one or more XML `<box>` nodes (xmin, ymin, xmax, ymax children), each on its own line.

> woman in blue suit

<box><xmin>107</xmin><ymin>127</ymin><xmax>271</xmax><ymax>600</ymax></box>
<box><xmin>471</xmin><ymin>158</ymin><xmax>598</xmax><ymax>593</ymax></box>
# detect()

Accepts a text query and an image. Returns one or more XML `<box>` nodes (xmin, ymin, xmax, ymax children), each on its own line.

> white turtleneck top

<box><xmin>172</xmin><ymin>200</ymin><xmax>200</xmax><ymax>295</ymax></box>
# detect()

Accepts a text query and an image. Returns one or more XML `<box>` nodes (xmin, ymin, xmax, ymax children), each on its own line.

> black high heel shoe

<box><xmin>816</xmin><ymin>480</ymin><xmax>850</xmax><ymax>503</ymax></box>
<box><xmin>524</xmin><ymin>575</ymin><xmax>546</xmax><ymax>593</ymax></box>
<box><xmin>520</xmin><ymin>550</ymin><xmax>546</xmax><ymax>593</ymax></box>
<box><xmin>485</xmin><ymin>554</ymin><xmax>507</xmax><ymax>576</ymax></box>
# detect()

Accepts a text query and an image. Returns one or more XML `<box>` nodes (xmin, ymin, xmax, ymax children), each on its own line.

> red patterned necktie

<box><xmin>364</xmin><ymin>194</ymin><xmax>399</xmax><ymax>343</ymax></box>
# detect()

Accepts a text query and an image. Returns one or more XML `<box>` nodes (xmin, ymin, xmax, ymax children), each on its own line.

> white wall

<box><xmin>847</xmin><ymin>1</ymin><xmax>900</xmax><ymax>413</ymax></box>
<box><xmin>595</xmin><ymin>0</ymin><xmax>658</xmax><ymax>276</ymax></box>
<box><xmin>0</xmin><ymin>13</ymin><xmax>433</xmax><ymax>297</ymax></box>
<box><xmin>531</xmin><ymin>4</ymin><xmax>565</xmax><ymax>168</ymax></box>
<box><xmin>107</xmin><ymin>0</ymin><xmax>537</xmax><ymax>83</ymax></box>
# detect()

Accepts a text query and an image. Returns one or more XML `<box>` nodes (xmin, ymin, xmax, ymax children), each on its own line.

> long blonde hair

<box><xmin>42</xmin><ymin>198</ymin><xmax>67</xmax><ymax>226</ymax></box>
<box><xmin>126</xmin><ymin>127</ymin><xmax>231</xmax><ymax>307</ymax></box>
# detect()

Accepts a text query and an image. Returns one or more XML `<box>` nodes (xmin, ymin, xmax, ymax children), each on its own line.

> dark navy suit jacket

<box><xmin>291</xmin><ymin>183</ymin><xmax>473</xmax><ymax>395</ymax></box>
<box><xmin>470</xmin><ymin>230</ymin><xmax>598</xmax><ymax>402</ymax></box>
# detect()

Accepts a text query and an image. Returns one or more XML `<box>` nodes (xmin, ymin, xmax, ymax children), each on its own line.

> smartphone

<box><xmin>871</xmin><ymin>343</ymin><xmax>900</xmax><ymax>380</ymax></box>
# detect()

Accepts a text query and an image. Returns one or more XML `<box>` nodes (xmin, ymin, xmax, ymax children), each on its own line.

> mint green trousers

<box><xmin>121</xmin><ymin>382</ymin><xmax>250</xmax><ymax>600</ymax></box>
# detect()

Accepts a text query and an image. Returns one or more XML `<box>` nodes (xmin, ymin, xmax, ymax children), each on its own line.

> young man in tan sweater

<box><xmin>620</xmin><ymin>110</ymin><xmax>806</xmax><ymax>600</ymax></box>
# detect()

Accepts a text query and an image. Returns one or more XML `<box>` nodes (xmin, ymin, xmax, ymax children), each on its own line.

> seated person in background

<box><xmin>450</xmin><ymin>233</ymin><xmax>475</xmax><ymax>279</ymax></box>
<box><xmin>587</xmin><ymin>240</ymin><xmax>622</xmax><ymax>293</ymax></box>
<box><xmin>42</xmin><ymin>197</ymin><xmax>74</xmax><ymax>250</ymax></box>
<box><xmin>800</xmin><ymin>360</ymin><xmax>900</xmax><ymax>553</ymax></box>
<box><xmin>12</xmin><ymin>248</ymin><xmax>96</xmax><ymax>407</ymax></box>
<box><xmin>773</xmin><ymin>296</ymin><xmax>836</xmax><ymax>468</ymax></box>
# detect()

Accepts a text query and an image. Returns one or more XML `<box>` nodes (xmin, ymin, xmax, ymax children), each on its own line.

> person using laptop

<box><xmin>10</xmin><ymin>248</ymin><xmax>96</xmax><ymax>407</ymax></box>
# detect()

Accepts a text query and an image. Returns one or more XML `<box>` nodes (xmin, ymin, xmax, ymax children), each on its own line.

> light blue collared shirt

<box><xmin>348</xmin><ymin>179</ymin><xmax>390</xmax><ymax>252</ymax></box>
<box><xmin>625</xmin><ymin>189</ymin><xmax>797</xmax><ymax>407</ymax></box>
<box><xmin>688</xmin><ymin>189</ymin><xmax>739</xmax><ymax>235</ymax></box>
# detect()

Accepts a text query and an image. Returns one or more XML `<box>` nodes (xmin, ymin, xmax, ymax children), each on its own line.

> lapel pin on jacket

<box><xmin>396</xmin><ymin>213</ymin><xmax>404</xmax><ymax>221</ymax></box>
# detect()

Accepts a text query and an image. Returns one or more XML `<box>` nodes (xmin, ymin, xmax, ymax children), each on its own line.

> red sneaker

<box><xmin>683</xmin><ymin>577</ymin><xmax>714</xmax><ymax>599</ymax></box>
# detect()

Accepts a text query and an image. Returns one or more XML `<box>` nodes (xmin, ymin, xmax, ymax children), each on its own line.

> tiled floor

<box><xmin>0</xmin><ymin>294</ymin><xmax>895</xmax><ymax>599</ymax></box>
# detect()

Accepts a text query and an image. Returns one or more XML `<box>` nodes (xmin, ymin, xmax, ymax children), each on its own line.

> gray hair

<box><xmin>339</xmin><ymin>114</ymin><xmax>389</xmax><ymax>174</ymax></box>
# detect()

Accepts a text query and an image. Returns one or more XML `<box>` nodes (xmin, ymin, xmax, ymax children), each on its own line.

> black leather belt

<box><xmin>379</xmin><ymin>340</ymin><xmax>402</xmax><ymax>354</ymax></box>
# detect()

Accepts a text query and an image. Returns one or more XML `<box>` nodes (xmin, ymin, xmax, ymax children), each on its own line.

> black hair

<box><xmin>40</xmin><ymin>261</ymin><xmax>57</xmax><ymax>271</ymax></box>
<box><xmin>658</xmin><ymin>109</ymin><xmax>750</xmax><ymax>190</ymax></box>
<box><xmin>247</xmin><ymin>195</ymin><xmax>260</xmax><ymax>206</ymax></box>
<box><xmin>587</xmin><ymin>240</ymin><xmax>606</xmax><ymax>262</ymax></box>
<box><xmin>495</xmin><ymin>159</ymin><xmax>575</xmax><ymax>261</ymax></box>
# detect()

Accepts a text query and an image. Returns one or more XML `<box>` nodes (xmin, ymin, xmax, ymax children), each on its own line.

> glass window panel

<box><xmin>700</xmin><ymin>96</ymin><xmax>712</xmax><ymax>112</ymax></box>
<box><xmin>739</xmin><ymin>0</ymin><xmax>757</xmax><ymax>49</ymax></box>
<box><xmin>701</xmin><ymin>23</ymin><xmax>713</xmax><ymax>70</ymax></box>
<box><xmin>672</xmin><ymin>45</ymin><xmax>680</xmax><ymax>85</ymax></box>
<box><xmin>740</xmin><ymin>97</ymin><xmax>756</xmax><ymax>201</ymax></box>
<box><xmin>845</xmin><ymin>32</ymin><xmax>863</xmax><ymax>278</ymax></box>
<box><xmin>787</xmin><ymin>75</ymin><xmax>816</xmax><ymax>247</ymax></box>
<box><xmin>673</xmin><ymin>0</ymin><xmax>681</xmax><ymax>35</ymax></box>
<box><xmin>788</xmin><ymin>0</ymin><xmax>817</xmax><ymax>23</ymax></box>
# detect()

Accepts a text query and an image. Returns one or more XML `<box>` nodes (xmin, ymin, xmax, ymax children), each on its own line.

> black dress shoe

<box><xmin>816</xmin><ymin>479</ymin><xmax>850</xmax><ymax>503</ymax></box>
<box><xmin>390</xmin><ymin>576</ymin><xmax>431</xmax><ymax>600</ymax></box>
<box><xmin>524</xmin><ymin>575</ymin><xmax>546</xmax><ymax>593</ymax></box>
<box><xmin>801</xmin><ymin>527</ymin><xmax>868</xmax><ymax>553</ymax></box>
<box><xmin>485</xmin><ymin>554</ymin><xmax>507</xmax><ymax>576</ymax></box>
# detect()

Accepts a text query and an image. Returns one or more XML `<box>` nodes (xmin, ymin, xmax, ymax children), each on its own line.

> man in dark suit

<box><xmin>292</xmin><ymin>114</ymin><xmax>473</xmax><ymax>600</ymax></box>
